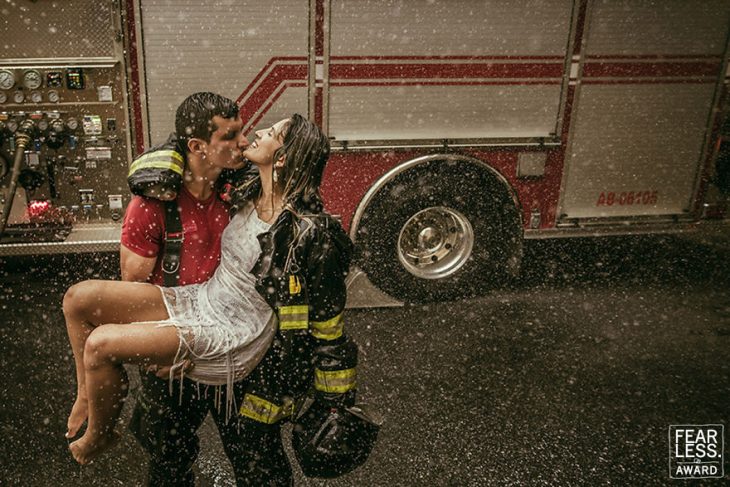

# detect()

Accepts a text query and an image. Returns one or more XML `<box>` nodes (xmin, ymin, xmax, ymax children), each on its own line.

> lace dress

<box><xmin>159</xmin><ymin>203</ymin><xmax>275</xmax><ymax>388</ymax></box>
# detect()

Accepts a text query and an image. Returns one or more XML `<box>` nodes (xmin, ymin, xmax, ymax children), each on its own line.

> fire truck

<box><xmin>1</xmin><ymin>0</ymin><xmax>729</xmax><ymax>302</ymax></box>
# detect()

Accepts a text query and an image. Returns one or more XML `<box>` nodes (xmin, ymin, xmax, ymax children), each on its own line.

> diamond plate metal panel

<box><xmin>0</xmin><ymin>223</ymin><xmax>121</xmax><ymax>256</ymax></box>
<box><xmin>1</xmin><ymin>0</ymin><xmax>115</xmax><ymax>59</ymax></box>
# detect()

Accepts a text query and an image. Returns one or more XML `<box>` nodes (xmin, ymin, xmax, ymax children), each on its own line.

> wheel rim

<box><xmin>397</xmin><ymin>206</ymin><xmax>474</xmax><ymax>280</ymax></box>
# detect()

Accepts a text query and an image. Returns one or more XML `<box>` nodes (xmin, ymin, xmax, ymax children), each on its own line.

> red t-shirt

<box><xmin>121</xmin><ymin>187</ymin><xmax>230</xmax><ymax>286</ymax></box>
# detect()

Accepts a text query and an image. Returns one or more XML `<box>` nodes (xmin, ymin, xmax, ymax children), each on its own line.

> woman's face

<box><xmin>243</xmin><ymin>118</ymin><xmax>289</xmax><ymax>167</ymax></box>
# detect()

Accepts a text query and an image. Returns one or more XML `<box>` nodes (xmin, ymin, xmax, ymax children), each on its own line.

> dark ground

<box><xmin>1</xmin><ymin>231</ymin><xmax>729</xmax><ymax>486</ymax></box>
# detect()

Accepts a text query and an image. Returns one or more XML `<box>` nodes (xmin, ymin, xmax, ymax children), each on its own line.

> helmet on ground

<box><xmin>292</xmin><ymin>402</ymin><xmax>380</xmax><ymax>478</ymax></box>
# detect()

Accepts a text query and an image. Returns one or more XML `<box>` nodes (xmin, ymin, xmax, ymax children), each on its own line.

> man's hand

<box><xmin>147</xmin><ymin>359</ymin><xmax>194</xmax><ymax>379</ymax></box>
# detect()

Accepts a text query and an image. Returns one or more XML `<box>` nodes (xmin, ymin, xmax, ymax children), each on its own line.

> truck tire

<box><xmin>355</xmin><ymin>158</ymin><xmax>522</xmax><ymax>302</ymax></box>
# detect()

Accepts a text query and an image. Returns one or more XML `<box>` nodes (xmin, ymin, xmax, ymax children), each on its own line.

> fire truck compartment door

<box><xmin>327</xmin><ymin>0</ymin><xmax>574</xmax><ymax>141</ymax></box>
<box><xmin>138</xmin><ymin>0</ymin><xmax>309</xmax><ymax>143</ymax></box>
<box><xmin>560</xmin><ymin>84</ymin><xmax>717</xmax><ymax>219</ymax></box>
<box><xmin>559</xmin><ymin>0</ymin><xmax>730</xmax><ymax>219</ymax></box>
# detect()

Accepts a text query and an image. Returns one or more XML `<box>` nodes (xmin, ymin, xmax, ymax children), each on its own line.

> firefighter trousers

<box><xmin>129</xmin><ymin>370</ymin><xmax>293</xmax><ymax>486</ymax></box>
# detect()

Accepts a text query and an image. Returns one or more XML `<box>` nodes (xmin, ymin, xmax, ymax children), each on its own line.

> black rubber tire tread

<box><xmin>356</xmin><ymin>158</ymin><xmax>522</xmax><ymax>302</ymax></box>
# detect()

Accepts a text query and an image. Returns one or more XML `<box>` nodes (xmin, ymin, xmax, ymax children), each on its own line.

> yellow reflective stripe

<box><xmin>289</xmin><ymin>275</ymin><xmax>302</xmax><ymax>295</ymax></box>
<box><xmin>128</xmin><ymin>150</ymin><xmax>184</xmax><ymax>176</ymax></box>
<box><xmin>278</xmin><ymin>305</ymin><xmax>309</xmax><ymax>330</ymax></box>
<box><xmin>238</xmin><ymin>393</ymin><xmax>294</xmax><ymax>424</ymax></box>
<box><xmin>314</xmin><ymin>368</ymin><xmax>356</xmax><ymax>393</ymax></box>
<box><xmin>128</xmin><ymin>160</ymin><xmax>184</xmax><ymax>176</ymax></box>
<box><xmin>279</xmin><ymin>305</ymin><xmax>309</xmax><ymax>315</ymax></box>
<box><xmin>311</xmin><ymin>313</ymin><xmax>343</xmax><ymax>341</ymax></box>
<box><xmin>280</xmin><ymin>320</ymin><xmax>308</xmax><ymax>330</ymax></box>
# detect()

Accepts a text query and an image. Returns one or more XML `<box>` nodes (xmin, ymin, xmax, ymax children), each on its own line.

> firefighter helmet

<box><xmin>292</xmin><ymin>401</ymin><xmax>380</xmax><ymax>478</ymax></box>
<box><xmin>127</xmin><ymin>148</ymin><xmax>184</xmax><ymax>199</ymax></box>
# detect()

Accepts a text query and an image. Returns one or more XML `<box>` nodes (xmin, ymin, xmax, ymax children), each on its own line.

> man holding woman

<box><xmin>118</xmin><ymin>91</ymin><xmax>258</xmax><ymax>485</ymax></box>
<box><xmin>63</xmin><ymin>98</ymin><xmax>358</xmax><ymax>486</ymax></box>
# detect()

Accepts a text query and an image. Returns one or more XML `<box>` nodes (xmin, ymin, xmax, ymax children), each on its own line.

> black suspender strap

<box><xmin>162</xmin><ymin>199</ymin><xmax>183</xmax><ymax>287</ymax></box>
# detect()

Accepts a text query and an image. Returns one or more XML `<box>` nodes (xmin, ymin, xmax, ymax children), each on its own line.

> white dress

<box><xmin>159</xmin><ymin>203</ymin><xmax>275</xmax><ymax>387</ymax></box>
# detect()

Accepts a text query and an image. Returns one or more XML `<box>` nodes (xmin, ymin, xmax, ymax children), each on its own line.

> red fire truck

<box><xmin>1</xmin><ymin>0</ymin><xmax>729</xmax><ymax>301</ymax></box>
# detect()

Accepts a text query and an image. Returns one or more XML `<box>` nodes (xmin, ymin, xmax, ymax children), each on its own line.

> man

<box><xmin>124</xmin><ymin>96</ymin><xmax>361</xmax><ymax>486</ymax></box>
<box><xmin>121</xmin><ymin>92</ymin><xmax>250</xmax><ymax>485</ymax></box>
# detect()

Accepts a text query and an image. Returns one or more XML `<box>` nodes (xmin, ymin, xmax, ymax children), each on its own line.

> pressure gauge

<box><xmin>0</xmin><ymin>70</ymin><xmax>15</xmax><ymax>90</ymax></box>
<box><xmin>13</xmin><ymin>91</ymin><xmax>24</xmax><ymax>104</ymax></box>
<box><xmin>37</xmin><ymin>119</ymin><xmax>49</xmax><ymax>132</ymax></box>
<box><xmin>66</xmin><ymin>117</ymin><xmax>79</xmax><ymax>131</ymax></box>
<box><xmin>23</xmin><ymin>70</ymin><xmax>43</xmax><ymax>90</ymax></box>
<box><xmin>50</xmin><ymin>119</ymin><xmax>65</xmax><ymax>133</ymax></box>
<box><xmin>48</xmin><ymin>90</ymin><xmax>60</xmax><ymax>103</ymax></box>
<box><xmin>30</xmin><ymin>91</ymin><xmax>43</xmax><ymax>103</ymax></box>
<box><xmin>0</xmin><ymin>92</ymin><xmax>6</xmax><ymax>104</ymax></box>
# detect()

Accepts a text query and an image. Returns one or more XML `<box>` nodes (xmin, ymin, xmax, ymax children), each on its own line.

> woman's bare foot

<box><xmin>69</xmin><ymin>431</ymin><xmax>120</xmax><ymax>465</ymax></box>
<box><xmin>66</xmin><ymin>397</ymin><xmax>88</xmax><ymax>439</ymax></box>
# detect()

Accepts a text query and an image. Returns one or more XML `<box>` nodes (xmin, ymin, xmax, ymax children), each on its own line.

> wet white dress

<box><xmin>159</xmin><ymin>203</ymin><xmax>275</xmax><ymax>387</ymax></box>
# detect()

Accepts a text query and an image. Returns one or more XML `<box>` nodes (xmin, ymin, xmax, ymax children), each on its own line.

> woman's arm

<box><xmin>306</xmin><ymin>217</ymin><xmax>358</xmax><ymax>406</ymax></box>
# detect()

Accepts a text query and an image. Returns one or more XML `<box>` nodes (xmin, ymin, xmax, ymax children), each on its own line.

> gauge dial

<box><xmin>47</xmin><ymin>90</ymin><xmax>60</xmax><ymax>103</ymax></box>
<box><xmin>0</xmin><ymin>70</ymin><xmax>15</xmax><ymax>90</ymax></box>
<box><xmin>13</xmin><ymin>91</ymin><xmax>24</xmax><ymax>104</ymax></box>
<box><xmin>50</xmin><ymin>119</ymin><xmax>65</xmax><ymax>133</ymax></box>
<box><xmin>37</xmin><ymin>119</ymin><xmax>49</xmax><ymax>131</ymax></box>
<box><xmin>0</xmin><ymin>92</ymin><xmax>7</xmax><ymax>104</ymax></box>
<box><xmin>66</xmin><ymin>118</ymin><xmax>79</xmax><ymax>131</ymax></box>
<box><xmin>23</xmin><ymin>70</ymin><xmax>43</xmax><ymax>90</ymax></box>
<box><xmin>31</xmin><ymin>91</ymin><xmax>43</xmax><ymax>103</ymax></box>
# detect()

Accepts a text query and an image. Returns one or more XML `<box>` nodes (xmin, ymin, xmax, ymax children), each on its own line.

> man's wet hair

<box><xmin>175</xmin><ymin>92</ymin><xmax>239</xmax><ymax>151</ymax></box>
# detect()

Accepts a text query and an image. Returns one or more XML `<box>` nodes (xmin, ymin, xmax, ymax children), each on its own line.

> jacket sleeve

<box><xmin>127</xmin><ymin>134</ymin><xmax>184</xmax><ymax>197</ymax></box>
<box><xmin>306</xmin><ymin>217</ymin><xmax>358</xmax><ymax>404</ymax></box>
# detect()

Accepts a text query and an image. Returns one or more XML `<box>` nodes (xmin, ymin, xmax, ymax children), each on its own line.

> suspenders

<box><xmin>162</xmin><ymin>199</ymin><xmax>183</xmax><ymax>287</ymax></box>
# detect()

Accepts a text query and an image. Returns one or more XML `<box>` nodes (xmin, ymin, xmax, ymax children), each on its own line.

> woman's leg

<box><xmin>63</xmin><ymin>279</ymin><xmax>169</xmax><ymax>438</ymax></box>
<box><xmin>69</xmin><ymin>321</ymin><xmax>181</xmax><ymax>465</ymax></box>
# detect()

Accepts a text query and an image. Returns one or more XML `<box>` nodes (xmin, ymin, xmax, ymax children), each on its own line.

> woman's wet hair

<box><xmin>276</xmin><ymin>113</ymin><xmax>330</xmax><ymax>210</ymax></box>
<box><xmin>231</xmin><ymin>114</ymin><xmax>330</xmax><ymax>213</ymax></box>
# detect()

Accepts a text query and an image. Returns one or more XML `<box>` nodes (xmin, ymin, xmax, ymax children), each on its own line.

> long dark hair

<box><xmin>230</xmin><ymin>114</ymin><xmax>330</xmax><ymax>213</ymax></box>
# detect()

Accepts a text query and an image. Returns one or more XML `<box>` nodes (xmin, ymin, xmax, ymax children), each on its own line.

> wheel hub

<box><xmin>397</xmin><ymin>206</ymin><xmax>474</xmax><ymax>280</ymax></box>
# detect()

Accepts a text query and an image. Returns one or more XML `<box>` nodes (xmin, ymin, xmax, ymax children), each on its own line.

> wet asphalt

<box><xmin>1</xmin><ymin>232</ymin><xmax>729</xmax><ymax>486</ymax></box>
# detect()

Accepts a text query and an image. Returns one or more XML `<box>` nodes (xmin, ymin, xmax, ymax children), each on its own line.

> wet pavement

<box><xmin>1</xmin><ymin>232</ymin><xmax>729</xmax><ymax>486</ymax></box>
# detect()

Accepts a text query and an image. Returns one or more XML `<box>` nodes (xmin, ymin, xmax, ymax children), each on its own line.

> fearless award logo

<box><xmin>669</xmin><ymin>424</ymin><xmax>724</xmax><ymax>479</ymax></box>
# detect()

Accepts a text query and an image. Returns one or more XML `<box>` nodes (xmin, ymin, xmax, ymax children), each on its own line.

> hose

<box><xmin>0</xmin><ymin>149</ymin><xmax>8</xmax><ymax>180</ymax></box>
<box><xmin>0</xmin><ymin>121</ymin><xmax>35</xmax><ymax>237</ymax></box>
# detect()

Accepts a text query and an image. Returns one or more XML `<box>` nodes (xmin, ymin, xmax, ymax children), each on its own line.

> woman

<box><xmin>63</xmin><ymin>114</ymin><xmax>354</xmax><ymax>465</ymax></box>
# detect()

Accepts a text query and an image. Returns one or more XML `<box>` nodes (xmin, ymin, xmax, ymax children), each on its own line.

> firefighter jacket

<box><xmin>236</xmin><ymin>202</ymin><xmax>358</xmax><ymax>425</ymax></box>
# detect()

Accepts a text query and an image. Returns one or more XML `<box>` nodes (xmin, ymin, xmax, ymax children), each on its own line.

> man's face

<box><xmin>202</xmin><ymin>115</ymin><xmax>248</xmax><ymax>170</ymax></box>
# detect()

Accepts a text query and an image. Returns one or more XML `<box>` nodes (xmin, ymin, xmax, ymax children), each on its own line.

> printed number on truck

<box><xmin>596</xmin><ymin>190</ymin><xmax>658</xmax><ymax>207</ymax></box>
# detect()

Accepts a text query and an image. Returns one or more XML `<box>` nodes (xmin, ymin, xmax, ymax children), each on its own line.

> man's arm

<box><xmin>120</xmin><ymin>229</ymin><xmax>191</xmax><ymax>377</ymax></box>
<box><xmin>120</xmin><ymin>244</ymin><xmax>157</xmax><ymax>282</ymax></box>
<box><xmin>120</xmin><ymin>195</ymin><xmax>164</xmax><ymax>283</ymax></box>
